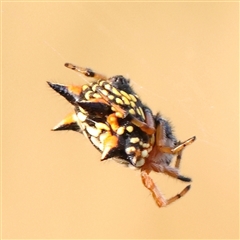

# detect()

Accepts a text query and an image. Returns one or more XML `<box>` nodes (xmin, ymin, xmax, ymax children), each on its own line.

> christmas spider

<box><xmin>48</xmin><ymin>63</ymin><xmax>195</xmax><ymax>207</ymax></box>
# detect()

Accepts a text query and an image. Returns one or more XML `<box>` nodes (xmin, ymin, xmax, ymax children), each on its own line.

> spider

<box><xmin>48</xmin><ymin>63</ymin><xmax>196</xmax><ymax>207</ymax></box>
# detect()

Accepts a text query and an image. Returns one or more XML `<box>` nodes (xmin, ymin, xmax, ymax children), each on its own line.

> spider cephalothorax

<box><xmin>48</xmin><ymin>63</ymin><xmax>195</xmax><ymax>207</ymax></box>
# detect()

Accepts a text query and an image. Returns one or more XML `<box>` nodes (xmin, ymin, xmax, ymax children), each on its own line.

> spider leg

<box><xmin>154</xmin><ymin>120</ymin><xmax>193</xmax><ymax>182</ymax></box>
<box><xmin>161</xmin><ymin>165</ymin><xmax>191</xmax><ymax>182</ymax></box>
<box><xmin>141</xmin><ymin>170</ymin><xmax>191</xmax><ymax>207</ymax></box>
<box><xmin>143</xmin><ymin>107</ymin><xmax>155</xmax><ymax>132</ymax></box>
<box><xmin>129</xmin><ymin>107</ymin><xmax>155</xmax><ymax>135</ymax></box>
<box><xmin>141</xmin><ymin>170</ymin><xmax>167</xmax><ymax>207</ymax></box>
<box><xmin>156</xmin><ymin>120</ymin><xmax>196</xmax><ymax>154</ymax></box>
<box><xmin>65</xmin><ymin>63</ymin><xmax>107</xmax><ymax>80</ymax></box>
<box><xmin>175</xmin><ymin>147</ymin><xmax>183</xmax><ymax>169</ymax></box>
<box><xmin>166</xmin><ymin>185</ymin><xmax>191</xmax><ymax>205</ymax></box>
<box><xmin>170</xmin><ymin>138</ymin><xmax>195</xmax><ymax>175</ymax></box>
<box><xmin>171</xmin><ymin>137</ymin><xmax>196</xmax><ymax>154</ymax></box>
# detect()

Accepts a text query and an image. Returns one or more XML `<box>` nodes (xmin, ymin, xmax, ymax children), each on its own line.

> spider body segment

<box><xmin>48</xmin><ymin>63</ymin><xmax>195</xmax><ymax>207</ymax></box>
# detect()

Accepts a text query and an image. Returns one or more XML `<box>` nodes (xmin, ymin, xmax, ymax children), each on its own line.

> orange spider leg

<box><xmin>65</xmin><ymin>63</ymin><xmax>107</xmax><ymax>80</ymax></box>
<box><xmin>171</xmin><ymin>137</ymin><xmax>196</xmax><ymax>154</ymax></box>
<box><xmin>144</xmin><ymin>107</ymin><xmax>155</xmax><ymax>132</ymax></box>
<box><xmin>156</xmin><ymin>120</ymin><xmax>196</xmax><ymax>154</ymax></box>
<box><xmin>140</xmin><ymin>118</ymin><xmax>195</xmax><ymax>207</ymax></box>
<box><xmin>174</xmin><ymin>142</ymin><xmax>182</xmax><ymax>169</ymax></box>
<box><xmin>153</xmin><ymin>120</ymin><xmax>194</xmax><ymax>181</ymax></box>
<box><xmin>141</xmin><ymin>170</ymin><xmax>191</xmax><ymax>207</ymax></box>
<box><xmin>130</xmin><ymin>107</ymin><xmax>155</xmax><ymax>135</ymax></box>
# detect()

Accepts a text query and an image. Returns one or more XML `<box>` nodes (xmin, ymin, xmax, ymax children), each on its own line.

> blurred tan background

<box><xmin>2</xmin><ymin>2</ymin><xmax>239</xmax><ymax>239</ymax></box>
